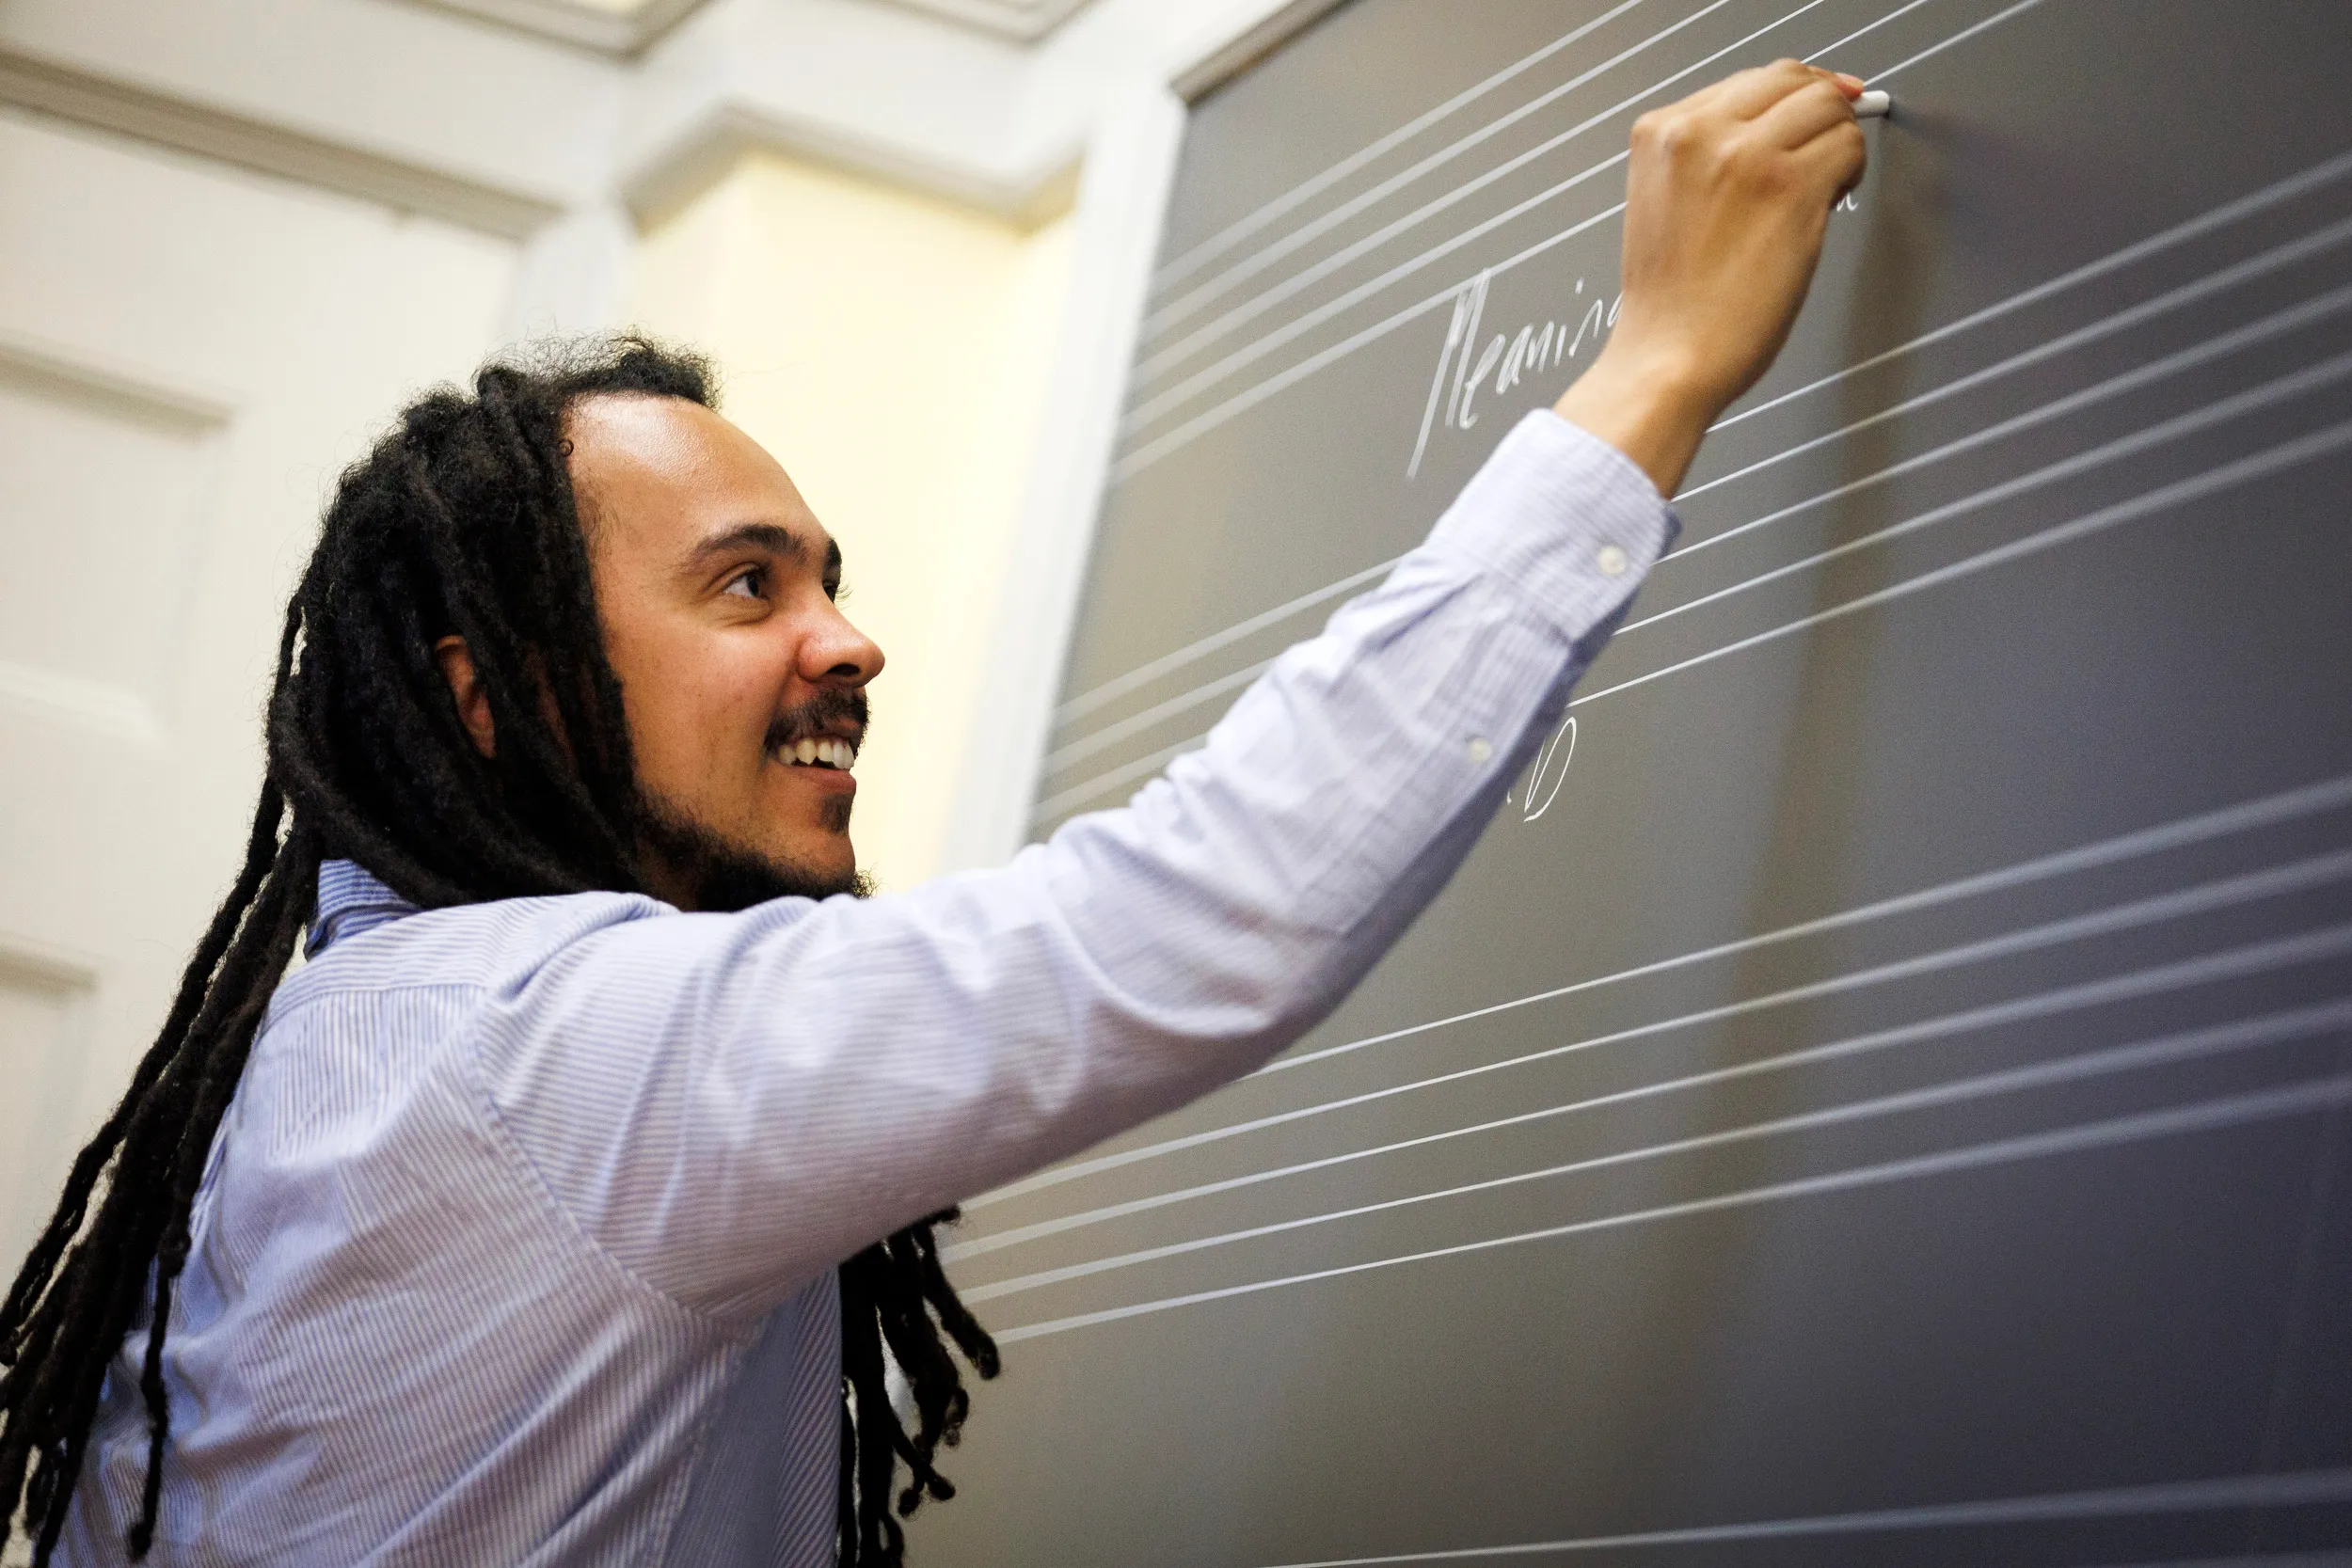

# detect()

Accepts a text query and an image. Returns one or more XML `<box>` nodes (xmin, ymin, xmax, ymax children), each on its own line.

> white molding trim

<box><xmin>621</xmin><ymin>99</ymin><xmax>1082</xmax><ymax>231</ymax></box>
<box><xmin>398</xmin><ymin>0</ymin><xmax>1102</xmax><ymax>58</ymax></box>
<box><xmin>616</xmin><ymin>0</ymin><xmax>1335</xmax><ymax>254</ymax></box>
<box><xmin>933</xmin><ymin>80</ymin><xmax>1186</xmax><ymax>872</ymax></box>
<box><xmin>1168</xmin><ymin>0</ymin><xmax>1351</xmax><ymax>102</ymax></box>
<box><xmin>0</xmin><ymin>327</ymin><xmax>233</xmax><ymax>752</ymax></box>
<box><xmin>911</xmin><ymin>0</ymin><xmax>1341</xmax><ymax>865</ymax></box>
<box><xmin>0</xmin><ymin>47</ymin><xmax>566</xmax><ymax>240</ymax></box>
<box><xmin>0</xmin><ymin>932</ymin><xmax>101</xmax><ymax>995</ymax></box>
<box><xmin>0</xmin><ymin>0</ymin><xmax>1344</xmax><ymax>864</ymax></box>
<box><xmin>0</xmin><ymin>0</ymin><xmax>1331</xmax><ymax>249</ymax></box>
<box><xmin>619</xmin><ymin>0</ymin><xmax>1074</xmax><ymax>232</ymax></box>
<box><xmin>880</xmin><ymin>0</ymin><xmax>1093</xmax><ymax>44</ymax></box>
<box><xmin>405</xmin><ymin>0</ymin><xmax>716</xmax><ymax>57</ymax></box>
<box><xmin>0</xmin><ymin>325</ymin><xmax>237</xmax><ymax>429</ymax></box>
<box><xmin>0</xmin><ymin>664</ymin><xmax>167</xmax><ymax>752</ymax></box>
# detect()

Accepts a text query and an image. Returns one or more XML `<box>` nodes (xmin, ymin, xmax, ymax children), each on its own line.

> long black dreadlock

<box><xmin>0</xmin><ymin>335</ymin><xmax>995</xmax><ymax>1565</ymax></box>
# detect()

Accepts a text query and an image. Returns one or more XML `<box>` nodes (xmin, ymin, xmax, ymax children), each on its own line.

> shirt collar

<box><xmin>308</xmin><ymin>860</ymin><xmax>421</xmax><ymax>958</ymax></box>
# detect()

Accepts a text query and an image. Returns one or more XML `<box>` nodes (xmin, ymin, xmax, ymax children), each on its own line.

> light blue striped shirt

<box><xmin>60</xmin><ymin>412</ymin><xmax>1672</xmax><ymax>1566</ymax></box>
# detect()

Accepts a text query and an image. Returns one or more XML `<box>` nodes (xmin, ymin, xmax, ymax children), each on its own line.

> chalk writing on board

<box><xmin>1518</xmin><ymin>715</ymin><xmax>1577</xmax><ymax>822</ymax></box>
<box><xmin>1410</xmin><ymin>269</ymin><xmax>1623</xmax><ymax>477</ymax></box>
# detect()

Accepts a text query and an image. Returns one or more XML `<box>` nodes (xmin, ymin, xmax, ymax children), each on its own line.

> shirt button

<box><xmin>1596</xmin><ymin>544</ymin><xmax>1630</xmax><ymax>578</ymax></box>
<box><xmin>1466</xmin><ymin>736</ymin><xmax>1493</xmax><ymax>764</ymax></box>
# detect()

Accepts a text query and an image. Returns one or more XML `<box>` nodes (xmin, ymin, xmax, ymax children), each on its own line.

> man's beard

<box><xmin>636</xmin><ymin>691</ymin><xmax>875</xmax><ymax>911</ymax></box>
<box><xmin>639</xmin><ymin>795</ymin><xmax>874</xmax><ymax>910</ymax></box>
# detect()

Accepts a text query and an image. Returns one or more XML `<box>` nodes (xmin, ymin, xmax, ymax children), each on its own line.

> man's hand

<box><xmin>1556</xmin><ymin>60</ymin><xmax>1870</xmax><ymax>497</ymax></box>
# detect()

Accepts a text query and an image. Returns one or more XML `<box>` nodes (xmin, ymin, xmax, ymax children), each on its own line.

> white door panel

<box><xmin>0</xmin><ymin>106</ymin><xmax>516</xmax><ymax>1264</ymax></box>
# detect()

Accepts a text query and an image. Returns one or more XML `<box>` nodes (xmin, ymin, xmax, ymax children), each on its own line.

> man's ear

<box><xmin>434</xmin><ymin>636</ymin><xmax>498</xmax><ymax>759</ymax></box>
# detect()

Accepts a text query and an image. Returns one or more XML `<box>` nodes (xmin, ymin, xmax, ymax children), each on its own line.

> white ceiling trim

<box><xmin>406</xmin><ymin>0</ymin><xmax>717</xmax><ymax>57</ymax></box>
<box><xmin>619</xmin><ymin>0</ymin><xmax>1074</xmax><ymax>229</ymax></box>
<box><xmin>0</xmin><ymin>0</ymin><xmax>1359</xmax><ymax>877</ymax></box>
<box><xmin>405</xmin><ymin>0</ymin><xmax>1098</xmax><ymax>55</ymax></box>
<box><xmin>0</xmin><ymin>0</ymin><xmax>624</xmax><ymax>213</ymax></box>
<box><xmin>1168</xmin><ymin>0</ymin><xmax>1349</xmax><ymax>101</ymax></box>
<box><xmin>616</xmin><ymin>0</ymin><xmax>1347</xmax><ymax>230</ymax></box>
<box><xmin>878</xmin><ymin>0</ymin><xmax>1094</xmax><ymax>44</ymax></box>
<box><xmin>620</xmin><ymin>99</ymin><xmax>1082</xmax><ymax>230</ymax></box>
<box><xmin>0</xmin><ymin>0</ymin><xmax>1339</xmax><ymax>245</ymax></box>
<box><xmin>0</xmin><ymin>47</ymin><xmax>566</xmax><ymax>239</ymax></box>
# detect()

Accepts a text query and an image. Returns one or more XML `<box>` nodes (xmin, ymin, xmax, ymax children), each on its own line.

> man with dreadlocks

<box><xmin>2</xmin><ymin>62</ymin><xmax>1870</xmax><ymax>1568</ymax></box>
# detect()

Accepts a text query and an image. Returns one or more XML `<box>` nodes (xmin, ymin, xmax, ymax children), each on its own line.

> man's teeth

<box><xmin>783</xmin><ymin>737</ymin><xmax>855</xmax><ymax>769</ymax></box>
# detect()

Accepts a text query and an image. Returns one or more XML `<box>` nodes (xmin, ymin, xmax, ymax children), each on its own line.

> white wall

<box><xmin>0</xmin><ymin>0</ymin><xmax>1329</xmax><ymax>1268</ymax></box>
<box><xmin>0</xmin><ymin>107</ymin><xmax>518</xmax><ymax>1264</ymax></box>
<box><xmin>629</xmin><ymin>150</ymin><xmax>1077</xmax><ymax>888</ymax></box>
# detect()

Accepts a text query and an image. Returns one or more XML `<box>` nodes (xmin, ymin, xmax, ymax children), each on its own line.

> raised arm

<box><xmin>469</xmin><ymin>62</ymin><xmax>1871</xmax><ymax>1320</ymax></box>
<box><xmin>1559</xmin><ymin>60</ymin><xmax>1869</xmax><ymax>494</ymax></box>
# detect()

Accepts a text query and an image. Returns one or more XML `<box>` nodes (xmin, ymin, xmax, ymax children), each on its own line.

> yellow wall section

<box><xmin>629</xmin><ymin>152</ymin><xmax>1074</xmax><ymax>889</ymax></box>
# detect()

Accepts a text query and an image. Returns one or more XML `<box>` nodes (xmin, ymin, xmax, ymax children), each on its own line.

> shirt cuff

<box><xmin>1424</xmin><ymin>408</ymin><xmax>1679</xmax><ymax>638</ymax></box>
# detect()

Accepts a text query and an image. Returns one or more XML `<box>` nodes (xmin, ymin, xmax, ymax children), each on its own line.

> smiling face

<box><xmin>565</xmin><ymin>393</ymin><xmax>883</xmax><ymax>909</ymax></box>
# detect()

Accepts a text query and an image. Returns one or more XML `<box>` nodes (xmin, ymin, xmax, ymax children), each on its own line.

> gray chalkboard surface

<box><xmin>920</xmin><ymin>3</ymin><xmax>2352</xmax><ymax>1562</ymax></box>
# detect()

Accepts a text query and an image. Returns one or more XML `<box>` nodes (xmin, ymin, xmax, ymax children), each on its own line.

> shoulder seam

<box><xmin>446</xmin><ymin>1008</ymin><xmax>753</xmax><ymax>1334</ymax></box>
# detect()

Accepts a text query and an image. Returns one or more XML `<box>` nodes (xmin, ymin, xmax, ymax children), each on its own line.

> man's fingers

<box><xmin>1792</xmin><ymin>117</ymin><xmax>1869</xmax><ymax>202</ymax></box>
<box><xmin>1756</xmin><ymin>75</ymin><xmax>1863</xmax><ymax>150</ymax></box>
<box><xmin>1702</xmin><ymin>57</ymin><xmax>1838</xmax><ymax>120</ymax></box>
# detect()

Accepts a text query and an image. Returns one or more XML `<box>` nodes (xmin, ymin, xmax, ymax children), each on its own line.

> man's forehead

<box><xmin>565</xmin><ymin>393</ymin><xmax>826</xmax><ymax>560</ymax></box>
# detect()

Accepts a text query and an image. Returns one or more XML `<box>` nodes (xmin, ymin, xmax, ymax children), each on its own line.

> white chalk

<box><xmin>1853</xmin><ymin>89</ymin><xmax>1892</xmax><ymax>119</ymax></box>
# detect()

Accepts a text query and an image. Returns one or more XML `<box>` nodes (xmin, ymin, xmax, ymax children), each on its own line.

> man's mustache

<box><xmin>764</xmin><ymin>689</ymin><xmax>868</xmax><ymax>752</ymax></box>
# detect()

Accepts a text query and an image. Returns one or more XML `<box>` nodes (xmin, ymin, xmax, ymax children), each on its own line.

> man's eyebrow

<box><xmin>684</xmin><ymin>522</ymin><xmax>808</xmax><ymax>570</ymax></box>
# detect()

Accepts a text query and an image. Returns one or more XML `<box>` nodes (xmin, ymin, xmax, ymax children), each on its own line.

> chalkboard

<box><xmin>921</xmin><ymin>3</ymin><xmax>2352</xmax><ymax>1562</ymax></box>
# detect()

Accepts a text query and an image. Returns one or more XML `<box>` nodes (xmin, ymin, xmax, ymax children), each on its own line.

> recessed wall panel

<box><xmin>0</xmin><ymin>349</ymin><xmax>220</xmax><ymax>741</ymax></box>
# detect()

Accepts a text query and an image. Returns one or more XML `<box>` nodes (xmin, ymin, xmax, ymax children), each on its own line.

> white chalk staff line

<box><xmin>946</xmin><ymin>924</ymin><xmax>2352</xmax><ymax>1263</ymax></box>
<box><xmin>961</xmin><ymin>986</ymin><xmax>2352</xmax><ymax>1302</ymax></box>
<box><xmin>1123</xmin><ymin>185</ymin><xmax>1614</xmax><ymax>451</ymax></box>
<box><xmin>1115</xmin><ymin>0</ymin><xmax>2064</xmax><ymax>477</ymax></box>
<box><xmin>1151</xmin><ymin>0</ymin><xmax>1952</xmax><ymax>305</ymax></box>
<box><xmin>992</xmin><ymin>1073</ymin><xmax>2352</xmax><ymax>1342</ymax></box>
<box><xmin>1856</xmin><ymin>0</ymin><xmax>2045</xmax><ymax>85</ymax></box>
<box><xmin>1798</xmin><ymin>0</ymin><xmax>1951</xmax><ymax>67</ymax></box>
<box><xmin>1141</xmin><ymin>0</ymin><xmax>1976</xmax><ymax>399</ymax></box>
<box><xmin>1042</xmin><ymin>370</ymin><xmax>2352</xmax><ymax>820</ymax></box>
<box><xmin>1258</xmin><ymin>775</ymin><xmax>2352</xmax><ymax>1078</ymax></box>
<box><xmin>1143</xmin><ymin>0</ymin><xmax>1778</xmax><ymax>375</ymax></box>
<box><xmin>1118</xmin><ymin>110</ymin><xmax>2348</xmax><ymax>492</ymax></box>
<box><xmin>1243</xmin><ymin>1470</ymin><xmax>2352</xmax><ymax>1567</ymax></box>
<box><xmin>1050</xmin><ymin>257</ymin><xmax>2352</xmax><ymax>804</ymax></box>
<box><xmin>1152</xmin><ymin>0</ymin><xmax>1657</xmax><ymax>294</ymax></box>
<box><xmin>1150</xmin><ymin>0</ymin><xmax>1950</xmax><ymax>369</ymax></box>
<box><xmin>1710</xmin><ymin>140</ymin><xmax>2352</xmax><ymax>435</ymax></box>
<box><xmin>1032</xmin><ymin>736</ymin><xmax>1200</xmax><ymax>825</ymax></box>
<box><xmin>1055</xmin><ymin>558</ymin><xmax>1396</xmax><ymax>730</ymax></box>
<box><xmin>1672</xmin><ymin>215</ymin><xmax>2352</xmax><ymax>521</ymax></box>
<box><xmin>1043</xmin><ymin>657</ymin><xmax>1274</xmax><ymax>779</ymax></box>
<box><xmin>1616</xmin><ymin>340</ymin><xmax>2352</xmax><ymax>639</ymax></box>
<box><xmin>946</xmin><ymin>936</ymin><xmax>2352</xmax><ymax>1269</ymax></box>
<box><xmin>1126</xmin><ymin>0</ymin><xmax>1841</xmax><ymax>431</ymax></box>
<box><xmin>1567</xmin><ymin>415</ymin><xmax>2352</xmax><ymax>712</ymax></box>
<box><xmin>1144</xmin><ymin>0</ymin><xmax>1720</xmax><ymax>342</ymax></box>
<box><xmin>965</xmin><ymin>784</ymin><xmax>2352</xmax><ymax>1212</ymax></box>
<box><xmin>1089</xmin><ymin>144</ymin><xmax>2352</xmax><ymax>705</ymax></box>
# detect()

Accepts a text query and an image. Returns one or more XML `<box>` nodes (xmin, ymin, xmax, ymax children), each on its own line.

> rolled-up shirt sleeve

<box><xmin>465</xmin><ymin>410</ymin><xmax>1677</xmax><ymax>1320</ymax></box>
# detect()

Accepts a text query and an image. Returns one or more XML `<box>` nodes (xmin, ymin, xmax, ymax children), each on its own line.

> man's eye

<box><xmin>724</xmin><ymin>568</ymin><xmax>765</xmax><ymax>599</ymax></box>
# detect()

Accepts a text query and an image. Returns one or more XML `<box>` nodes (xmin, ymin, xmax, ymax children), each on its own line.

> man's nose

<box><xmin>803</xmin><ymin>603</ymin><xmax>883</xmax><ymax>687</ymax></box>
